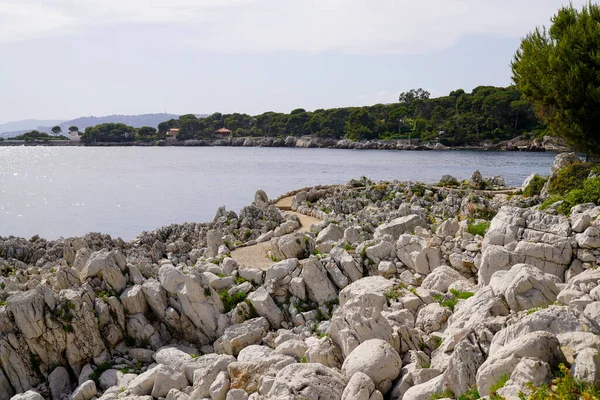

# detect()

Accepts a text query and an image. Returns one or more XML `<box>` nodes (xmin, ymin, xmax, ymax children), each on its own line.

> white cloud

<box><xmin>0</xmin><ymin>0</ymin><xmax>588</xmax><ymax>53</ymax></box>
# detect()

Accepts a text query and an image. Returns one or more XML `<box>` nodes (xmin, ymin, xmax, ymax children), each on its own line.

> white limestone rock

<box><xmin>341</xmin><ymin>339</ymin><xmax>402</xmax><ymax>394</ymax></box>
<box><xmin>214</xmin><ymin>317</ymin><xmax>270</xmax><ymax>356</ymax></box>
<box><xmin>266</xmin><ymin>363</ymin><xmax>346</xmax><ymax>399</ymax></box>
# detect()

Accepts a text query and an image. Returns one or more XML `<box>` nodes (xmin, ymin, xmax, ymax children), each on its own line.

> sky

<box><xmin>0</xmin><ymin>0</ymin><xmax>588</xmax><ymax>124</ymax></box>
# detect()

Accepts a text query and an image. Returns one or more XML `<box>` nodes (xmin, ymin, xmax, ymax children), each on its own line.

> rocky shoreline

<box><xmin>0</xmin><ymin>134</ymin><xmax>568</xmax><ymax>153</ymax></box>
<box><xmin>2</xmin><ymin>154</ymin><xmax>599</xmax><ymax>400</ymax></box>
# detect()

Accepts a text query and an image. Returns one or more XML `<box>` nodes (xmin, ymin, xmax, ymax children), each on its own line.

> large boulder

<box><xmin>300</xmin><ymin>257</ymin><xmax>338</xmax><ymax>304</ymax></box>
<box><xmin>479</xmin><ymin>207</ymin><xmax>571</xmax><ymax>285</ymax></box>
<box><xmin>270</xmin><ymin>233</ymin><xmax>315</xmax><ymax>260</ymax></box>
<box><xmin>266</xmin><ymin>363</ymin><xmax>346</xmax><ymax>399</ymax></box>
<box><xmin>341</xmin><ymin>339</ymin><xmax>402</xmax><ymax>394</ymax></box>
<box><xmin>491</xmin><ymin>264</ymin><xmax>560</xmax><ymax>312</ymax></box>
<box><xmin>421</xmin><ymin>266</ymin><xmax>466</xmax><ymax>293</ymax></box>
<box><xmin>476</xmin><ymin>331</ymin><xmax>565</xmax><ymax>396</ymax></box>
<box><xmin>214</xmin><ymin>317</ymin><xmax>270</xmax><ymax>356</ymax></box>
<box><xmin>329</xmin><ymin>277</ymin><xmax>399</xmax><ymax>357</ymax></box>
<box><xmin>374</xmin><ymin>215</ymin><xmax>428</xmax><ymax>240</ymax></box>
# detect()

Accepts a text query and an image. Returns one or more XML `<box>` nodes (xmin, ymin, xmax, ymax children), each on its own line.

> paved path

<box><xmin>231</xmin><ymin>196</ymin><xmax>321</xmax><ymax>270</ymax></box>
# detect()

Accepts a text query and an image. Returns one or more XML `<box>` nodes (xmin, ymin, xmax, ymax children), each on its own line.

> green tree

<box><xmin>512</xmin><ymin>1</ymin><xmax>600</xmax><ymax>155</ymax></box>
<box><xmin>51</xmin><ymin>126</ymin><xmax>62</xmax><ymax>136</ymax></box>
<box><xmin>68</xmin><ymin>126</ymin><xmax>79</xmax><ymax>132</ymax></box>
<box><xmin>136</xmin><ymin>126</ymin><xmax>157</xmax><ymax>142</ymax></box>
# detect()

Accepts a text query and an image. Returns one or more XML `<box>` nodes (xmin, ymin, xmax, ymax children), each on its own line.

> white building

<box><xmin>69</xmin><ymin>130</ymin><xmax>80</xmax><ymax>141</ymax></box>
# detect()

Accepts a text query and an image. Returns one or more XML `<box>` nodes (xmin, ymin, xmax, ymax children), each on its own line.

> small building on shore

<box><xmin>215</xmin><ymin>128</ymin><xmax>232</xmax><ymax>138</ymax></box>
<box><xmin>69</xmin><ymin>130</ymin><xmax>80</xmax><ymax>141</ymax></box>
<box><xmin>166</xmin><ymin>128</ymin><xmax>180</xmax><ymax>141</ymax></box>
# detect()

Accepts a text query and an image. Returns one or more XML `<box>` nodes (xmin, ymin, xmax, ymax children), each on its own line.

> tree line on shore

<box><xmin>7</xmin><ymin>86</ymin><xmax>544</xmax><ymax>146</ymax></box>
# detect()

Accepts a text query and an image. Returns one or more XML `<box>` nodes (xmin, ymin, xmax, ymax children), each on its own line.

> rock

<box><xmin>266</xmin><ymin>363</ymin><xmax>346</xmax><ymax>399</ymax></box>
<box><xmin>270</xmin><ymin>233</ymin><xmax>314</xmax><ymax>260</ymax></box>
<box><xmin>550</xmin><ymin>152</ymin><xmax>580</xmax><ymax>176</ymax></box>
<box><xmin>207</xmin><ymin>230</ymin><xmax>224</xmax><ymax>258</ymax></box>
<box><xmin>316</xmin><ymin>224</ymin><xmax>344</xmax><ymax>243</ymax></box>
<box><xmin>329</xmin><ymin>277</ymin><xmax>398</xmax><ymax>358</ymax></box>
<box><xmin>435</xmin><ymin>219</ymin><xmax>460</xmax><ymax>238</ymax></box>
<box><xmin>120</xmin><ymin>285</ymin><xmax>149</xmax><ymax>315</ymax></box>
<box><xmin>128</xmin><ymin>366</ymin><xmax>158</xmax><ymax>395</ymax></box>
<box><xmin>289</xmin><ymin>277</ymin><xmax>306</xmax><ymax>301</ymax></box>
<box><xmin>497</xmin><ymin>358</ymin><xmax>551</xmax><ymax>399</ymax></box>
<box><xmin>576</xmin><ymin>226</ymin><xmax>600</xmax><ymax>249</ymax></box>
<box><xmin>416</xmin><ymin>303</ymin><xmax>452</xmax><ymax>334</ymax></box>
<box><xmin>79</xmin><ymin>249</ymin><xmax>126</xmax><ymax>282</ymax></box>
<box><xmin>439</xmin><ymin>174</ymin><xmax>459</xmax><ymax>186</ymax></box>
<box><xmin>377</xmin><ymin>261</ymin><xmax>396</xmax><ymax>279</ymax></box>
<box><xmin>274</xmin><ymin>339</ymin><xmax>307</xmax><ymax>361</ymax></box>
<box><xmin>341</xmin><ymin>372</ymin><xmax>376</xmax><ymax>400</ymax></box>
<box><xmin>247</xmin><ymin>288</ymin><xmax>283</xmax><ymax>329</ymax></box>
<box><xmin>184</xmin><ymin>353</ymin><xmax>236</xmax><ymax>398</ymax></box>
<box><xmin>10</xmin><ymin>391</ymin><xmax>44</xmax><ymax>400</ymax></box>
<box><xmin>330</xmin><ymin>247</ymin><xmax>363</xmax><ymax>283</ymax></box>
<box><xmin>421</xmin><ymin>266</ymin><xmax>466</xmax><ymax>292</ymax></box>
<box><xmin>72</xmin><ymin>380</ymin><xmax>97</xmax><ymax>400</ymax></box>
<box><xmin>305</xmin><ymin>337</ymin><xmax>344</xmax><ymax>368</ymax></box>
<box><xmin>571</xmin><ymin>213</ymin><xmax>592</xmax><ymax>233</ymax></box>
<box><xmin>300</xmin><ymin>257</ymin><xmax>338</xmax><ymax>304</ymax></box>
<box><xmin>572</xmin><ymin>348</ymin><xmax>600</xmax><ymax>383</ymax></box>
<box><xmin>344</xmin><ymin>226</ymin><xmax>362</xmax><ymax>245</ymax></box>
<box><xmin>226</xmin><ymin>389</ymin><xmax>249</xmax><ymax>400</ymax></box>
<box><xmin>494</xmin><ymin>264</ymin><xmax>560</xmax><ymax>312</ymax></box>
<box><xmin>341</xmin><ymin>339</ymin><xmax>402</xmax><ymax>394</ymax></box>
<box><xmin>374</xmin><ymin>215</ymin><xmax>427</xmax><ymax>240</ymax></box>
<box><xmin>476</xmin><ymin>331</ymin><xmax>565</xmax><ymax>396</ymax></box>
<box><xmin>99</xmin><ymin>369</ymin><xmax>123</xmax><ymax>391</ymax></box>
<box><xmin>214</xmin><ymin>317</ymin><xmax>270</xmax><ymax>356</ymax></box>
<box><xmin>209</xmin><ymin>371</ymin><xmax>230</xmax><ymax>400</ymax></box>
<box><xmin>153</xmin><ymin>347</ymin><xmax>192</xmax><ymax>371</ymax></box>
<box><xmin>479</xmin><ymin>206</ymin><xmax>571</xmax><ymax>285</ymax></box>
<box><xmin>151</xmin><ymin>364</ymin><xmax>188</xmax><ymax>398</ymax></box>
<box><xmin>228</xmin><ymin>353</ymin><xmax>295</xmax><ymax>395</ymax></box>
<box><xmin>49</xmin><ymin>366</ymin><xmax>71</xmax><ymax>399</ymax></box>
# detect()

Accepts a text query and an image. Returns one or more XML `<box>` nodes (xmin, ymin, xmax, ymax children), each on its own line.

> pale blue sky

<box><xmin>0</xmin><ymin>0</ymin><xmax>587</xmax><ymax>124</ymax></box>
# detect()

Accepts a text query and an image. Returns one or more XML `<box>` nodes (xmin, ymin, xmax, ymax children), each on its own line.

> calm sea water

<box><xmin>0</xmin><ymin>147</ymin><xmax>555</xmax><ymax>240</ymax></box>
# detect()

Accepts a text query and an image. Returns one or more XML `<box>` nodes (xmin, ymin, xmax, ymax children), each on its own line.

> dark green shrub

<box><xmin>522</xmin><ymin>175</ymin><xmax>548</xmax><ymax>197</ymax></box>
<box><xmin>522</xmin><ymin>364</ymin><xmax>600</xmax><ymax>399</ymax></box>
<box><xmin>219</xmin><ymin>290</ymin><xmax>248</xmax><ymax>312</ymax></box>
<box><xmin>548</xmin><ymin>162</ymin><xmax>591</xmax><ymax>195</ymax></box>
<box><xmin>467</xmin><ymin>221</ymin><xmax>491</xmax><ymax>236</ymax></box>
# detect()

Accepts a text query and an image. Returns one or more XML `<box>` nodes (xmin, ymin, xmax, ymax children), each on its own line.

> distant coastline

<box><xmin>0</xmin><ymin>135</ymin><xmax>568</xmax><ymax>152</ymax></box>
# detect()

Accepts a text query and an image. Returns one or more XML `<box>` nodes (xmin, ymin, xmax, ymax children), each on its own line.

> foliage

<box><xmin>450</xmin><ymin>289</ymin><xmax>475</xmax><ymax>300</ymax></box>
<box><xmin>80</xmin><ymin>123</ymin><xmax>136</xmax><ymax>143</ymax></box>
<box><xmin>467</xmin><ymin>221</ymin><xmax>491</xmax><ymax>237</ymax></box>
<box><xmin>490</xmin><ymin>374</ymin><xmax>510</xmax><ymax>399</ymax></box>
<box><xmin>89</xmin><ymin>362</ymin><xmax>114</xmax><ymax>386</ymax></box>
<box><xmin>547</xmin><ymin>163</ymin><xmax>592</xmax><ymax>195</ymax></box>
<box><xmin>522</xmin><ymin>175</ymin><xmax>548</xmax><ymax>197</ymax></box>
<box><xmin>154</xmin><ymin>86</ymin><xmax>540</xmax><ymax>144</ymax></box>
<box><xmin>8</xmin><ymin>130</ymin><xmax>68</xmax><ymax>141</ymax></box>
<box><xmin>520</xmin><ymin>364</ymin><xmax>600</xmax><ymax>399</ymax></box>
<box><xmin>51</xmin><ymin>126</ymin><xmax>62</xmax><ymax>136</ymax></box>
<box><xmin>218</xmin><ymin>290</ymin><xmax>248</xmax><ymax>313</ymax></box>
<box><xmin>458</xmin><ymin>386</ymin><xmax>480</xmax><ymax>400</ymax></box>
<box><xmin>430</xmin><ymin>389</ymin><xmax>456</xmax><ymax>400</ymax></box>
<box><xmin>512</xmin><ymin>2</ymin><xmax>600</xmax><ymax>155</ymax></box>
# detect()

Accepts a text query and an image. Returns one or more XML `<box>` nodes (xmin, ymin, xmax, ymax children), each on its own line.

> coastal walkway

<box><xmin>231</xmin><ymin>196</ymin><xmax>321</xmax><ymax>270</ymax></box>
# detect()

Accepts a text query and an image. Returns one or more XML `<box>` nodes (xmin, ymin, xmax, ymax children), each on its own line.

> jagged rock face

<box><xmin>479</xmin><ymin>206</ymin><xmax>572</xmax><ymax>285</ymax></box>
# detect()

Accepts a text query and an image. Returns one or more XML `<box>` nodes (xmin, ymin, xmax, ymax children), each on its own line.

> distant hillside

<box><xmin>1</xmin><ymin>113</ymin><xmax>182</xmax><ymax>138</ymax></box>
<box><xmin>0</xmin><ymin>119</ymin><xmax>65</xmax><ymax>136</ymax></box>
